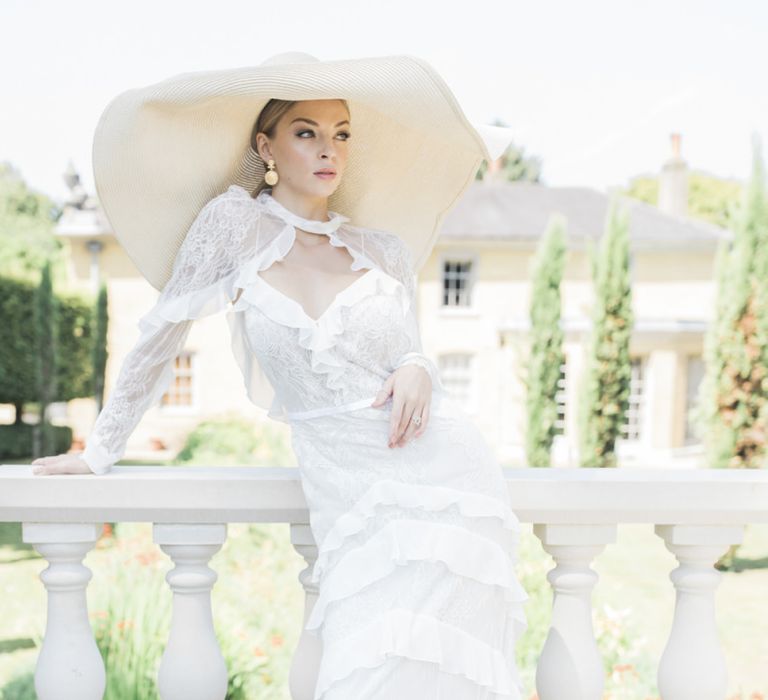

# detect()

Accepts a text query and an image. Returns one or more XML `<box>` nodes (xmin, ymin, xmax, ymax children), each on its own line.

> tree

<box><xmin>32</xmin><ymin>260</ymin><xmax>59</xmax><ymax>457</ymax></box>
<box><xmin>622</xmin><ymin>170</ymin><xmax>742</xmax><ymax>231</ymax></box>
<box><xmin>578</xmin><ymin>198</ymin><xmax>634</xmax><ymax>468</ymax></box>
<box><xmin>695</xmin><ymin>134</ymin><xmax>768</xmax><ymax>469</ymax></box>
<box><xmin>93</xmin><ymin>281</ymin><xmax>109</xmax><ymax>413</ymax></box>
<box><xmin>525</xmin><ymin>214</ymin><xmax>567</xmax><ymax>467</ymax></box>
<box><xmin>475</xmin><ymin>119</ymin><xmax>542</xmax><ymax>183</ymax></box>
<box><xmin>0</xmin><ymin>161</ymin><xmax>64</xmax><ymax>282</ymax></box>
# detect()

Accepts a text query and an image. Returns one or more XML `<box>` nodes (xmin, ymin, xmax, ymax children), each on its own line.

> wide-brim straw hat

<box><xmin>92</xmin><ymin>51</ymin><xmax>515</xmax><ymax>291</ymax></box>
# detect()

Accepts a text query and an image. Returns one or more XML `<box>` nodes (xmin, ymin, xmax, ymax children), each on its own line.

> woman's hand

<box><xmin>371</xmin><ymin>365</ymin><xmax>432</xmax><ymax>448</ymax></box>
<box><xmin>31</xmin><ymin>452</ymin><xmax>93</xmax><ymax>476</ymax></box>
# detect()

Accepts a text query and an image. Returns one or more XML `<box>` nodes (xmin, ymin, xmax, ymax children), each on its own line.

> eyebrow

<box><xmin>289</xmin><ymin>118</ymin><xmax>350</xmax><ymax>127</ymax></box>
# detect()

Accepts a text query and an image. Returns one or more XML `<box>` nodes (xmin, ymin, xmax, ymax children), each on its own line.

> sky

<box><xmin>1</xmin><ymin>0</ymin><xmax>766</xmax><ymax>204</ymax></box>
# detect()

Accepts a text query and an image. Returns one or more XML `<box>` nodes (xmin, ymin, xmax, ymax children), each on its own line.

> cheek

<box><xmin>281</xmin><ymin>140</ymin><xmax>314</xmax><ymax>170</ymax></box>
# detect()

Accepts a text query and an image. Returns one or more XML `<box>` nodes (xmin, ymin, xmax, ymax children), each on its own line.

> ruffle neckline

<box><xmin>231</xmin><ymin>262</ymin><xmax>408</xmax><ymax>398</ymax></box>
<box><xmin>138</xmin><ymin>183</ymin><xmax>409</xmax><ymax>335</ymax></box>
<box><xmin>226</xmin><ymin>185</ymin><xmax>410</xmax><ymax>396</ymax></box>
<box><xmin>136</xmin><ymin>183</ymin><xmax>411</xmax><ymax>404</ymax></box>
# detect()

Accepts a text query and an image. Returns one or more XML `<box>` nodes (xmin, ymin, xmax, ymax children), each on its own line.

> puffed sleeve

<box><xmin>82</xmin><ymin>190</ymin><xmax>264</xmax><ymax>474</ymax></box>
<box><xmin>380</xmin><ymin>232</ymin><xmax>445</xmax><ymax>394</ymax></box>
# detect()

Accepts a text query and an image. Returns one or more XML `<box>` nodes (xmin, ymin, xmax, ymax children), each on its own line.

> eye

<box><xmin>296</xmin><ymin>129</ymin><xmax>351</xmax><ymax>140</ymax></box>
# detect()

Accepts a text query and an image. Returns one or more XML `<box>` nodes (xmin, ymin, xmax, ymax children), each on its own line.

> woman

<box><xmin>32</xmin><ymin>54</ymin><xmax>529</xmax><ymax>699</ymax></box>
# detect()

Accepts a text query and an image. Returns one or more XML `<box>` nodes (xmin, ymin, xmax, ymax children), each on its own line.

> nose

<box><xmin>318</xmin><ymin>135</ymin><xmax>337</xmax><ymax>160</ymax></box>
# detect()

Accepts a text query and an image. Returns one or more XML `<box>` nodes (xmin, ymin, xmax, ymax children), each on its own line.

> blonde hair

<box><xmin>249</xmin><ymin>98</ymin><xmax>350</xmax><ymax>198</ymax></box>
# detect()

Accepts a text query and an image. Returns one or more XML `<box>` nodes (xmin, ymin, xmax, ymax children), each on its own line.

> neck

<box><xmin>257</xmin><ymin>188</ymin><xmax>349</xmax><ymax>235</ymax></box>
<box><xmin>269</xmin><ymin>188</ymin><xmax>329</xmax><ymax>223</ymax></box>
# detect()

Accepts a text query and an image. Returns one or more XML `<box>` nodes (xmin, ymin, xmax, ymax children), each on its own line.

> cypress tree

<box><xmin>525</xmin><ymin>214</ymin><xmax>567</xmax><ymax>467</ymax></box>
<box><xmin>696</xmin><ymin>134</ymin><xmax>768</xmax><ymax>468</ymax></box>
<box><xmin>32</xmin><ymin>260</ymin><xmax>59</xmax><ymax>457</ymax></box>
<box><xmin>93</xmin><ymin>281</ymin><xmax>109</xmax><ymax>413</ymax></box>
<box><xmin>578</xmin><ymin>197</ymin><xmax>634</xmax><ymax>467</ymax></box>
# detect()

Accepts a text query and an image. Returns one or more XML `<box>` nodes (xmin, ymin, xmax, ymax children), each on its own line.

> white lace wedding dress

<box><xmin>82</xmin><ymin>185</ymin><xmax>529</xmax><ymax>699</ymax></box>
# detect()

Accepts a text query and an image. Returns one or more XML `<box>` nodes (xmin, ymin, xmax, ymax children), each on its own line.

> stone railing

<box><xmin>1</xmin><ymin>465</ymin><xmax>766</xmax><ymax>700</ymax></box>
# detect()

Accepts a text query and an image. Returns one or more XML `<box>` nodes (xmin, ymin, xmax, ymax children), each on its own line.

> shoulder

<box><xmin>341</xmin><ymin>222</ymin><xmax>415</xmax><ymax>286</ymax></box>
<box><xmin>342</xmin><ymin>221</ymin><xmax>410</xmax><ymax>257</ymax></box>
<box><xmin>182</xmin><ymin>185</ymin><xmax>263</xmax><ymax>243</ymax></box>
<box><xmin>202</xmin><ymin>184</ymin><xmax>258</xmax><ymax>215</ymax></box>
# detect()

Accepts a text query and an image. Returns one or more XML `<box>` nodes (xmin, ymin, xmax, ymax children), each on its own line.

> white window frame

<box><xmin>159</xmin><ymin>350</ymin><xmax>199</xmax><ymax>415</ymax></box>
<box><xmin>437</xmin><ymin>251</ymin><xmax>478</xmax><ymax>314</ymax></box>
<box><xmin>554</xmin><ymin>358</ymin><xmax>567</xmax><ymax>437</ymax></box>
<box><xmin>437</xmin><ymin>352</ymin><xmax>477</xmax><ymax>414</ymax></box>
<box><xmin>619</xmin><ymin>356</ymin><xmax>646</xmax><ymax>443</ymax></box>
<box><xmin>684</xmin><ymin>353</ymin><xmax>705</xmax><ymax>445</ymax></box>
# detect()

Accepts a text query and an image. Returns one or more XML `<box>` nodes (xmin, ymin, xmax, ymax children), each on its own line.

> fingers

<box><xmin>382</xmin><ymin>367</ymin><xmax>432</xmax><ymax>447</ymax></box>
<box><xmin>391</xmin><ymin>399</ymin><xmax>430</xmax><ymax>447</ymax></box>
<box><xmin>390</xmin><ymin>391</ymin><xmax>420</xmax><ymax>446</ymax></box>
<box><xmin>389</xmin><ymin>395</ymin><xmax>405</xmax><ymax>447</ymax></box>
<box><xmin>370</xmin><ymin>388</ymin><xmax>390</xmax><ymax>408</ymax></box>
<box><xmin>397</xmin><ymin>401</ymin><xmax>430</xmax><ymax>446</ymax></box>
<box><xmin>397</xmin><ymin>408</ymin><xmax>420</xmax><ymax>446</ymax></box>
<box><xmin>31</xmin><ymin>454</ymin><xmax>91</xmax><ymax>476</ymax></box>
<box><xmin>371</xmin><ymin>374</ymin><xmax>394</xmax><ymax>408</ymax></box>
<box><xmin>414</xmin><ymin>401</ymin><xmax>430</xmax><ymax>438</ymax></box>
<box><xmin>31</xmin><ymin>453</ymin><xmax>64</xmax><ymax>465</ymax></box>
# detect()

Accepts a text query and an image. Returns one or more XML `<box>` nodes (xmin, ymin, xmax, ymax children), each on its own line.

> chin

<box><xmin>310</xmin><ymin>178</ymin><xmax>341</xmax><ymax>196</ymax></box>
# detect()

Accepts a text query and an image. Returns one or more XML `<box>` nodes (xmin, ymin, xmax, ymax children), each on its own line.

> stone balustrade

<box><xmin>1</xmin><ymin>465</ymin><xmax>766</xmax><ymax>700</ymax></box>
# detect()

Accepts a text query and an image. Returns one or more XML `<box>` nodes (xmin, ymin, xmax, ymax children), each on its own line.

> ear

<box><xmin>254</xmin><ymin>133</ymin><xmax>273</xmax><ymax>161</ymax></box>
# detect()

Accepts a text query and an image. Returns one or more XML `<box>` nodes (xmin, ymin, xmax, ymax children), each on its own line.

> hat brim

<box><xmin>92</xmin><ymin>54</ymin><xmax>513</xmax><ymax>290</ymax></box>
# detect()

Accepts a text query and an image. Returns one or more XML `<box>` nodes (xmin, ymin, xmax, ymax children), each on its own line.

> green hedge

<box><xmin>0</xmin><ymin>273</ymin><xmax>96</xmax><ymax>458</ymax></box>
<box><xmin>0</xmin><ymin>275</ymin><xmax>94</xmax><ymax>404</ymax></box>
<box><xmin>0</xmin><ymin>423</ymin><xmax>73</xmax><ymax>459</ymax></box>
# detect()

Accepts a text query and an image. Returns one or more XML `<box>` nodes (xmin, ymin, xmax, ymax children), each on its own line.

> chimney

<box><xmin>658</xmin><ymin>132</ymin><xmax>688</xmax><ymax>218</ymax></box>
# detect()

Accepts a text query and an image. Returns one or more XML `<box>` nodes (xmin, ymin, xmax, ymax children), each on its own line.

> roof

<box><xmin>439</xmin><ymin>180</ymin><xmax>733</xmax><ymax>250</ymax></box>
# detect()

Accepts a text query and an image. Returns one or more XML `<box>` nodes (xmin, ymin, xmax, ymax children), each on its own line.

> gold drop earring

<box><xmin>264</xmin><ymin>158</ymin><xmax>279</xmax><ymax>186</ymax></box>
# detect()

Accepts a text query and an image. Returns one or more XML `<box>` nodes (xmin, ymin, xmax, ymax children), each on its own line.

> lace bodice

<box><xmin>82</xmin><ymin>186</ymin><xmax>444</xmax><ymax>474</ymax></box>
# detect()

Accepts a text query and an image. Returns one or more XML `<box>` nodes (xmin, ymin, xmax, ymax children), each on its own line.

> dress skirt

<box><xmin>287</xmin><ymin>390</ymin><xmax>529</xmax><ymax>700</ymax></box>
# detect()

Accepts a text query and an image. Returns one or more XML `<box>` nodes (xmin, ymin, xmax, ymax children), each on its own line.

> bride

<box><xmin>31</xmin><ymin>53</ymin><xmax>529</xmax><ymax>699</ymax></box>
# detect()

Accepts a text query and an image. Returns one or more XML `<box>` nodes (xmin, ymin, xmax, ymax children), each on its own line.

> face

<box><xmin>256</xmin><ymin>99</ymin><xmax>351</xmax><ymax>199</ymax></box>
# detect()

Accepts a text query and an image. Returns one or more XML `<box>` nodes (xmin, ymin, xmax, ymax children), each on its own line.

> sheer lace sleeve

<box><xmin>375</xmin><ymin>231</ymin><xmax>445</xmax><ymax>394</ymax></box>
<box><xmin>81</xmin><ymin>320</ymin><xmax>194</xmax><ymax>474</ymax></box>
<box><xmin>82</xmin><ymin>188</ymin><xmax>264</xmax><ymax>474</ymax></box>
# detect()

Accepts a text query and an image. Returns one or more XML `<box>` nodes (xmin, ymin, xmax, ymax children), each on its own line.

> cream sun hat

<box><xmin>92</xmin><ymin>51</ymin><xmax>515</xmax><ymax>291</ymax></box>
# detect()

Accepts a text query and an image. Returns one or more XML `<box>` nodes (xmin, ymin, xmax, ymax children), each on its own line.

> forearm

<box><xmin>82</xmin><ymin>320</ymin><xmax>193</xmax><ymax>474</ymax></box>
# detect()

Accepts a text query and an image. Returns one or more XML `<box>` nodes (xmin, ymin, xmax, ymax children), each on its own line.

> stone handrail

<box><xmin>2</xmin><ymin>465</ymin><xmax>766</xmax><ymax>700</ymax></box>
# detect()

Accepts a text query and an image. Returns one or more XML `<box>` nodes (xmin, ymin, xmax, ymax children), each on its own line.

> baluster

<box><xmin>289</xmin><ymin>522</ymin><xmax>322</xmax><ymax>700</ymax></box>
<box><xmin>22</xmin><ymin>522</ymin><xmax>105</xmax><ymax>700</ymax></box>
<box><xmin>153</xmin><ymin>523</ymin><xmax>228</xmax><ymax>700</ymax></box>
<box><xmin>655</xmin><ymin>524</ymin><xmax>743</xmax><ymax>700</ymax></box>
<box><xmin>533</xmin><ymin>523</ymin><xmax>617</xmax><ymax>700</ymax></box>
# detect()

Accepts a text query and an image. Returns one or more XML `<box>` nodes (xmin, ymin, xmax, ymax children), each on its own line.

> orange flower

<box><xmin>133</xmin><ymin>550</ymin><xmax>162</xmax><ymax>566</ymax></box>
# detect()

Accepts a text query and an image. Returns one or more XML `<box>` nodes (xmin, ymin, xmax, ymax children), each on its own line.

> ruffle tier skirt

<box><xmin>288</xmin><ymin>391</ymin><xmax>529</xmax><ymax>700</ymax></box>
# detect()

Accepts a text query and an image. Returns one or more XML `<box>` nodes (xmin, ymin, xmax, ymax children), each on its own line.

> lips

<box><xmin>314</xmin><ymin>169</ymin><xmax>336</xmax><ymax>175</ymax></box>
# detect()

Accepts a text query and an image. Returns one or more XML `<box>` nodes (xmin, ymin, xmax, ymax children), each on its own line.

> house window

<box><xmin>685</xmin><ymin>354</ymin><xmax>705</xmax><ymax>444</ymax></box>
<box><xmin>161</xmin><ymin>351</ymin><xmax>195</xmax><ymax>408</ymax></box>
<box><xmin>620</xmin><ymin>357</ymin><xmax>645</xmax><ymax>441</ymax></box>
<box><xmin>438</xmin><ymin>353</ymin><xmax>474</xmax><ymax>405</ymax></box>
<box><xmin>442</xmin><ymin>259</ymin><xmax>473</xmax><ymax>307</ymax></box>
<box><xmin>554</xmin><ymin>359</ymin><xmax>567</xmax><ymax>436</ymax></box>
